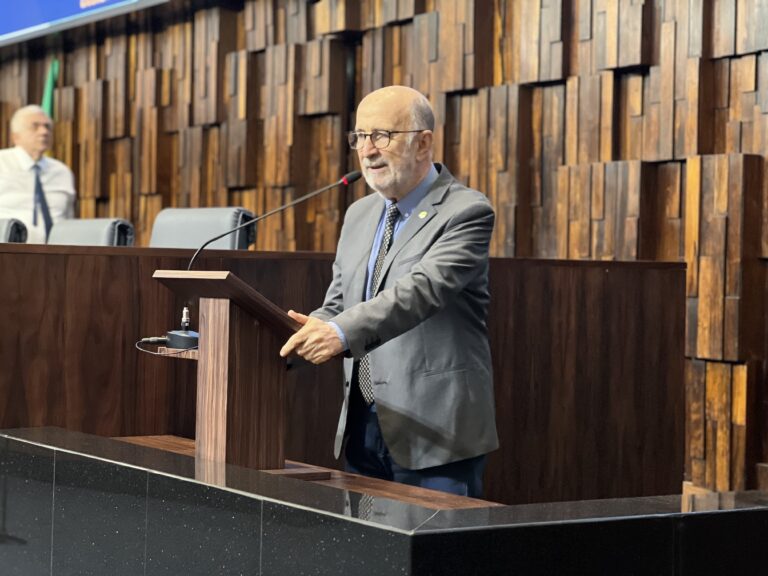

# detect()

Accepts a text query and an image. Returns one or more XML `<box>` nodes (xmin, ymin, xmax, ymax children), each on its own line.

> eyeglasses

<box><xmin>347</xmin><ymin>129</ymin><xmax>426</xmax><ymax>150</ymax></box>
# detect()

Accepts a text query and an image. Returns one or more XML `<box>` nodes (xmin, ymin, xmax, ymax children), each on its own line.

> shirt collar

<box><xmin>13</xmin><ymin>146</ymin><xmax>47</xmax><ymax>171</ymax></box>
<box><xmin>383</xmin><ymin>163</ymin><xmax>439</xmax><ymax>217</ymax></box>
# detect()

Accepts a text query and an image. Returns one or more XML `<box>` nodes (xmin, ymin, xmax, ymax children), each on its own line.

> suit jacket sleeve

<box><xmin>332</xmin><ymin>195</ymin><xmax>494</xmax><ymax>359</ymax></box>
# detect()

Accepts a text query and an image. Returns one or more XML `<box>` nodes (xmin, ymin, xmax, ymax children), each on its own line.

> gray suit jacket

<box><xmin>311</xmin><ymin>164</ymin><xmax>499</xmax><ymax>470</ymax></box>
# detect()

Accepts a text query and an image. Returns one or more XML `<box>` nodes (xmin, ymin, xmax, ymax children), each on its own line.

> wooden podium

<box><xmin>153</xmin><ymin>270</ymin><xmax>300</xmax><ymax>470</ymax></box>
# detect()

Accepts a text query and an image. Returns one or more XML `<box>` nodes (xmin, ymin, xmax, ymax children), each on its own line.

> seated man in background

<box><xmin>0</xmin><ymin>105</ymin><xmax>75</xmax><ymax>243</ymax></box>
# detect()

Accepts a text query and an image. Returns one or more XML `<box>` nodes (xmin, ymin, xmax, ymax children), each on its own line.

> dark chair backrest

<box><xmin>0</xmin><ymin>218</ymin><xmax>28</xmax><ymax>243</ymax></box>
<box><xmin>149</xmin><ymin>207</ymin><xmax>255</xmax><ymax>249</ymax></box>
<box><xmin>47</xmin><ymin>218</ymin><xmax>135</xmax><ymax>246</ymax></box>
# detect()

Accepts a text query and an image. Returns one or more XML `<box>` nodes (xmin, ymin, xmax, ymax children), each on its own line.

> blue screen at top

<box><xmin>0</xmin><ymin>0</ymin><xmax>163</xmax><ymax>44</ymax></box>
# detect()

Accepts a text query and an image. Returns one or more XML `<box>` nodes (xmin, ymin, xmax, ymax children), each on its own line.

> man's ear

<box><xmin>416</xmin><ymin>130</ymin><xmax>433</xmax><ymax>159</ymax></box>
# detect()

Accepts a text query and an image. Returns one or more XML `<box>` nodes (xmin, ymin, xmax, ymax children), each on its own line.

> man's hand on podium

<box><xmin>280</xmin><ymin>310</ymin><xmax>343</xmax><ymax>364</ymax></box>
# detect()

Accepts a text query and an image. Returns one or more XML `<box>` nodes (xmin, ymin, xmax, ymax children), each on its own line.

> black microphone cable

<box><xmin>134</xmin><ymin>338</ymin><xmax>199</xmax><ymax>357</ymax></box>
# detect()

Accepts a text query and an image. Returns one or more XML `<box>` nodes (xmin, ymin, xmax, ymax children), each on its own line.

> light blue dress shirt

<box><xmin>331</xmin><ymin>164</ymin><xmax>439</xmax><ymax>350</ymax></box>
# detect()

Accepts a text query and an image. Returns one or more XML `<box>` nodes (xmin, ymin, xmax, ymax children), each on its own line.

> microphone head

<box><xmin>341</xmin><ymin>170</ymin><xmax>363</xmax><ymax>185</ymax></box>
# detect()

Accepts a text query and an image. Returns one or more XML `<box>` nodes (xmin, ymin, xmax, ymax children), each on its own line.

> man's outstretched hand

<box><xmin>279</xmin><ymin>310</ymin><xmax>343</xmax><ymax>364</ymax></box>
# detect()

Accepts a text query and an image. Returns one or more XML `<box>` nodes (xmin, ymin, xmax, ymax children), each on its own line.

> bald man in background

<box><xmin>281</xmin><ymin>86</ymin><xmax>498</xmax><ymax>498</ymax></box>
<box><xmin>0</xmin><ymin>105</ymin><xmax>76</xmax><ymax>243</ymax></box>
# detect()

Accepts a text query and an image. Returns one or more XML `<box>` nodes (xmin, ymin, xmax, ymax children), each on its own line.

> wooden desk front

<box><xmin>0</xmin><ymin>245</ymin><xmax>685</xmax><ymax>504</ymax></box>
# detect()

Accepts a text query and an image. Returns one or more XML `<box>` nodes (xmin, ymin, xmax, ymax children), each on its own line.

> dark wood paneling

<box><xmin>485</xmin><ymin>259</ymin><xmax>685</xmax><ymax>504</ymax></box>
<box><xmin>0</xmin><ymin>245</ymin><xmax>684</xmax><ymax>505</ymax></box>
<box><xmin>0</xmin><ymin>245</ymin><xmax>337</xmax><ymax>468</ymax></box>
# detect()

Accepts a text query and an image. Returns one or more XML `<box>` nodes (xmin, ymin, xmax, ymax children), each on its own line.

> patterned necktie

<box><xmin>32</xmin><ymin>163</ymin><xmax>53</xmax><ymax>240</ymax></box>
<box><xmin>356</xmin><ymin>493</ymin><xmax>374</xmax><ymax>521</ymax></box>
<box><xmin>358</xmin><ymin>202</ymin><xmax>399</xmax><ymax>405</ymax></box>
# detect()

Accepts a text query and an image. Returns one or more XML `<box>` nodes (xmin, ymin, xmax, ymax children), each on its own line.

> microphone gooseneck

<box><xmin>139</xmin><ymin>171</ymin><xmax>364</xmax><ymax>351</ymax></box>
<box><xmin>186</xmin><ymin>170</ymin><xmax>362</xmax><ymax>271</ymax></box>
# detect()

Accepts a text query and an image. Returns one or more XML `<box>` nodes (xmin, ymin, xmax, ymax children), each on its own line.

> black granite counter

<box><xmin>2</xmin><ymin>427</ymin><xmax>767</xmax><ymax>575</ymax></box>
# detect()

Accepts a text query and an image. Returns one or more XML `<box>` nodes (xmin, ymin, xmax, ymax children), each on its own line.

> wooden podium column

<box><xmin>154</xmin><ymin>270</ymin><xmax>299</xmax><ymax>471</ymax></box>
<box><xmin>197</xmin><ymin>297</ymin><xmax>285</xmax><ymax>469</ymax></box>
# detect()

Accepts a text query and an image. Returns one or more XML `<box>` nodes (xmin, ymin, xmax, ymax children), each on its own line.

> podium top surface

<box><xmin>153</xmin><ymin>269</ymin><xmax>301</xmax><ymax>338</ymax></box>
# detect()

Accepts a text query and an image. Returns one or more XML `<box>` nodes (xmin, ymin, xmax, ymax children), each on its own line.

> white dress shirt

<box><xmin>0</xmin><ymin>146</ymin><xmax>76</xmax><ymax>244</ymax></box>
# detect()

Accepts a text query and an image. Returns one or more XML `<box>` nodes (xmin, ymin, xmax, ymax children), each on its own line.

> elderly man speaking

<box><xmin>281</xmin><ymin>86</ymin><xmax>498</xmax><ymax>498</ymax></box>
<box><xmin>0</xmin><ymin>105</ymin><xmax>76</xmax><ymax>243</ymax></box>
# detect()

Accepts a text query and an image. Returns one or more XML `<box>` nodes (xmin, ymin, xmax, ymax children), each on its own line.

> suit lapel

<box><xmin>348</xmin><ymin>194</ymin><xmax>385</xmax><ymax>304</ymax></box>
<box><xmin>373</xmin><ymin>168</ymin><xmax>453</xmax><ymax>295</ymax></box>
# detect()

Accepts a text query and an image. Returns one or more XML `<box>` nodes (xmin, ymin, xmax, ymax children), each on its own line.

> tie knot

<box><xmin>32</xmin><ymin>162</ymin><xmax>41</xmax><ymax>174</ymax></box>
<box><xmin>386</xmin><ymin>202</ymin><xmax>399</xmax><ymax>221</ymax></box>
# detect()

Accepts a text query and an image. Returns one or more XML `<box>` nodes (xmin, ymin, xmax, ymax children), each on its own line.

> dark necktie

<box><xmin>358</xmin><ymin>202</ymin><xmax>399</xmax><ymax>405</ymax></box>
<box><xmin>32</xmin><ymin>163</ymin><xmax>53</xmax><ymax>240</ymax></box>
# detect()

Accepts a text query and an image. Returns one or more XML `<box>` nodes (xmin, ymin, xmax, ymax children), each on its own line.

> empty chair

<box><xmin>47</xmin><ymin>218</ymin><xmax>135</xmax><ymax>246</ymax></box>
<box><xmin>149</xmin><ymin>207</ymin><xmax>255</xmax><ymax>249</ymax></box>
<box><xmin>0</xmin><ymin>218</ymin><xmax>28</xmax><ymax>243</ymax></box>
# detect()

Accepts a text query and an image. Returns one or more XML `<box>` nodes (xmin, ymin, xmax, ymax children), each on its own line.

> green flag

<box><xmin>41</xmin><ymin>58</ymin><xmax>60</xmax><ymax>117</ymax></box>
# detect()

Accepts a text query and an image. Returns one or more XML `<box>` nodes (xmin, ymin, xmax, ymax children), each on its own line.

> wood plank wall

<box><xmin>0</xmin><ymin>0</ymin><xmax>766</xmax><ymax>494</ymax></box>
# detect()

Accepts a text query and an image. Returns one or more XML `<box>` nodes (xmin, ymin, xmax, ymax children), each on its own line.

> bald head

<box><xmin>357</xmin><ymin>86</ymin><xmax>435</xmax><ymax>133</ymax></box>
<box><xmin>354</xmin><ymin>86</ymin><xmax>435</xmax><ymax>200</ymax></box>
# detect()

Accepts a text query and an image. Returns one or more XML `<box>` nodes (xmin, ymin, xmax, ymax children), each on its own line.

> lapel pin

<box><xmin>418</xmin><ymin>211</ymin><xmax>428</xmax><ymax>219</ymax></box>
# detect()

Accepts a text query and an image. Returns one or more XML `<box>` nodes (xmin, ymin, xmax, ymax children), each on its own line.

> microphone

<box><xmin>152</xmin><ymin>171</ymin><xmax>363</xmax><ymax>350</ymax></box>
<box><xmin>186</xmin><ymin>170</ymin><xmax>362</xmax><ymax>271</ymax></box>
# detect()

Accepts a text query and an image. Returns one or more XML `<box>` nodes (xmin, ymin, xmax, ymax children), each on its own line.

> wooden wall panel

<box><xmin>104</xmin><ymin>138</ymin><xmax>133</xmax><ymax>220</ymax></box>
<box><xmin>244</xmin><ymin>0</ymin><xmax>311</xmax><ymax>47</ymax></box>
<box><xmin>0</xmin><ymin>55</ymin><xmax>29</xmax><ymax>131</ymax></box>
<box><xmin>178</xmin><ymin>125</ymin><xmax>203</xmax><ymax>209</ymax></box>
<box><xmin>589</xmin><ymin>0</ymin><xmax>651</xmax><ymax>72</ymax></box>
<box><xmin>192</xmin><ymin>8</ymin><xmax>238</xmax><ymax>127</ymax></box>
<box><xmin>686</xmin><ymin>154</ymin><xmax>764</xmax><ymax>363</ymax></box>
<box><xmin>687</xmin><ymin>359</ymin><xmax>758</xmax><ymax>492</ymax></box>
<box><xmin>607</xmin><ymin>0</ymin><xmax>714</xmax><ymax>161</ymax></box>
<box><xmin>155</xmin><ymin>21</ymin><xmax>194</xmax><ymax>133</ymax></box>
<box><xmin>291</xmin><ymin>115</ymin><xmax>347</xmax><ymax>252</ymax></box>
<box><xmin>77</xmin><ymin>80</ymin><xmax>106</xmax><ymax>214</ymax></box>
<box><xmin>529</xmin><ymin>84</ymin><xmax>567</xmax><ymax>257</ymax></box>
<box><xmin>224</xmin><ymin>50</ymin><xmax>261</xmax><ymax>189</ymax></box>
<box><xmin>244</xmin><ymin>0</ymin><xmax>275</xmax><ymax>51</ymax></box>
<box><xmin>263</xmin><ymin>43</ymin><xmax>299</xmax><ymax>187</ymax></box>
<box><xmin>360</xmin><ymin>2</ymin><xmax>492</xmax><ymax>98</ymax></box>
<box><xmin>104</xmin><ymin>33</ymin><xmax>129</xmax><ymax>139</ymax></box>
<box><xmin>704</xmin><ymin>53</ymin><xmax>768</xmax><ymax>161</ymax></box>
<box><xmin>513</xmin><ymin>0</ymin><xmax>567</xmax><ymax>84</ymax></box>
<box><xmin>1</xmin><ymin>0</ymin><xmax>768</xmax><ymax>497</ymax></box>
<box><xmin>639</xmin><ymin>161</ymin><xmax>684</xmax><ymax>262</ymax></box>
<box><xmin>712</xmin><ymin>0</ymin><xmax>737</xmax><ymax>58</ymax></box>
<box><xmin>567</xmin><ymin>72</ymin><xmax>611</xmax><ymax>164</ymax></box>
<box><xmin>736</xmin><ymin>0</ymin><xmax>768</xmax><ymax>55</ymax></box>
<box><xmin>311</xmin><ymin>0</ymin><xmax>426</xmax><ymax>35</ymax></box>
<box><xmin>52</xmin><ymin>86</ymin><xmax>78</xmax><ymax>172</ymax></box>
<box><xmin>614</xmin><ymin>55</ymin><xmax>716</xmax><ymax>161</ymax></box>
<box><xmin>136</xmin><ymin>69</ymin><xmax>168</xmax><ymax>197</ymax></box>
<box><xmin>314</xmin><ymin>0</ymin><xmax>361</xmax><ymax>34</ymax></box>
<box><xmin>356</xmin><ymin>0</ymin><xmax>426</xmax><ymax>31</ymax></box>
<box><xmin>555</xmin><ymin>160</ymin><xmax>665</xmax><ymax>261</ymax></box>
<box><xmin>299</xmin><ymin>38</ymin><xmax>346</xmax><ymax>116</ymax></box>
